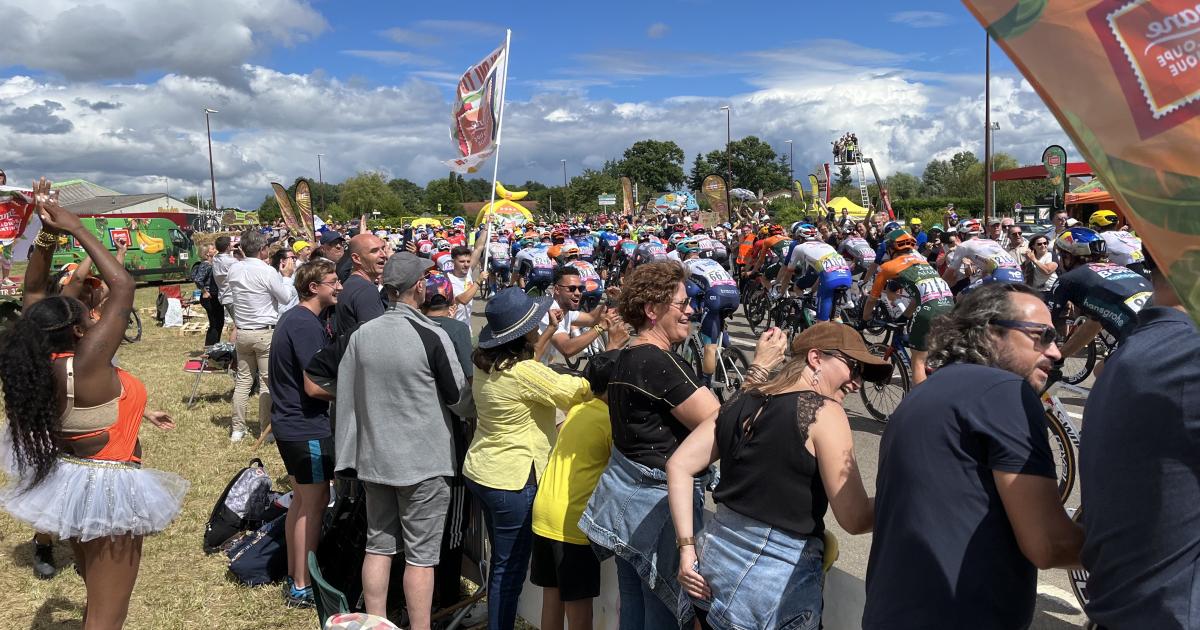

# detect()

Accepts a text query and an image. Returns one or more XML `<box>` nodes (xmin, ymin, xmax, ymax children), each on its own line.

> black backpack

<box><xmin>227</xmin><ymin>512</ymin><xmax>288</xmax><ymax>586</ymax></box>
<box><xmin>203</xmin><ymin>458</ymin><xmax>277</xmax><ymax>554</ymax></box>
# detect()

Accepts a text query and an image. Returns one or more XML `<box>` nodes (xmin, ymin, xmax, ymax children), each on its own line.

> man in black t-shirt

<box><xmin>864</xmin><ymin>283</ymin><xmax>1083</xmax><ymax>630</ymax></box>
<box><xmin>333</xmin><ymin>233</ymin><xmax>388</xmax><ymax>339</ymax></box>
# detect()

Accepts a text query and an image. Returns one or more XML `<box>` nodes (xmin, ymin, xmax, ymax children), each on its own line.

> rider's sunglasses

<box><xmin>990</xmin><ymin>319</ymin><xmax>1057</xmax><ymax>349</ymax></box>
<box><xmin>822</xmin><ymin>351</ymin><xmax>863</xmax><ymax>379</ymax></box>
<box><xmin>555</xmin><ymin>284</ymin><xmax>582</xmax><ymax>293</ymax></box>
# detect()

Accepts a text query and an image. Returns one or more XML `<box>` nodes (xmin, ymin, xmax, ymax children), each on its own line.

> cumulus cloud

<box><xmin>647</xmin><ymin>23</ymin><xmax>670</xmax><ymax>39</ymax></box>
<box><xmin>0</xmin><ymin>0</ymin><xmax>327</xmax><ymax>85</ymax></box>
<box><xmin>890</xmin><ymin>11</ymin><xmax>953</xmax><ymax>28</ymax></box>
<box><xmin>0</xmin><ymin>39</ymin><xmax>1074</xmax><ymax>210</ymax></box>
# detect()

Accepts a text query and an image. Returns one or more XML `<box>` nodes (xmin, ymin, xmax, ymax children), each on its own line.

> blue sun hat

<box><xmin>477</xmin><ymin>287</ymin><xmax>553</xmax><ymax>349</ymax></box>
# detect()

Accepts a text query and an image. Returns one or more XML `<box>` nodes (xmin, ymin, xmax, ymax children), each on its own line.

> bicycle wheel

<box><xmin>743</xmin><ymin>285</ymin><xmax>767</xmax><ymax>332</ymax></box>
<box><xmin>1060</xmin><ymin>338</ymin><xmax>1097</xmax><ymax>385</ymax></box>
<box><xmin>711</xmin><ymin>345</ymin><xmax>750</xmax><ymax>403</ymax></box>
<box><xmin>124</xmin><ymin>310</ymin><xmax>143</xmax><ymax>343</ymax></box>
<box><xmin>859</xmin><ymin>343</ymin><xmax>909</xmax><ymax>422</ymax></box>
<box><xmin>1045</xmin><ymin>409</ymin><xmax>1078</xmax><ymax>504</ymax></box>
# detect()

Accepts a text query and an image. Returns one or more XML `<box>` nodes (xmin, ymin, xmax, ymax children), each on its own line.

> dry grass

<box><xmin>0</xmin><ymin>284</ymin><xmax>316</xmax><ymax>629</ymax></box>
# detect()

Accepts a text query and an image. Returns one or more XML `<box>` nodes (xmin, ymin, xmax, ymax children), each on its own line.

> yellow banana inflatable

<box><xmin>494</xmin><ymin>181</ymin><xmax>528</xmax><ymax>201</ymax></box>
<box><xmin>135</xmin><ymin>229</ymin><xmax>164</xmax><ymax>254</ymax></box>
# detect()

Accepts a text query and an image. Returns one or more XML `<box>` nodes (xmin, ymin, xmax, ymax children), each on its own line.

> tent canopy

<box><xmin>826</xmin><ymin>196</ymin><xmax>870</xmax><ymax>219</ymax></box>
<box><xmin>411</xmin><ymin>218</ymin><xmax>442</xmax><ymax>228</ymax></box>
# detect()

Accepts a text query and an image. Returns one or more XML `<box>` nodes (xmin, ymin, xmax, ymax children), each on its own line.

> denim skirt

<box><xmin>698</xmin><ymin>505</ymin><xmax>825</xmax><ymax>630</ymax></box>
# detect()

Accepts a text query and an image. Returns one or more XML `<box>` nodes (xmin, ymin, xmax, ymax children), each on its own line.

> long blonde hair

<box><xmin>743</xmin><ymin>350</ymin><xmax>817</xmax><ymax>396</ymax></box>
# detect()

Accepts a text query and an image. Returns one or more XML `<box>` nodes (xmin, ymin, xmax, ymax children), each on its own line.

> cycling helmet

<box><xmin>436</xmin><ymin>239</ymin><xmax>451</xmax><ymax>250</ymax></box>
<box><xmin>1089</xmin><ymin>210</ymin><xmax>1119</xmax><ymax>228</ymax></box>
<box><xmin>1054</xmin><ymin>227</ymin><xmax>1107</xmax><ymax>258</ymax></box>
<box><xmin>789</xmin><ymin>221</ymin><xmax>804</xmax><ymax>236</ymax></box>
<box><xmin>957</xmin><ymin>218</ymin><xmax>983</xmax><ymax>236</ymax></box>
<box><xmin>676</xmin><ymin>239</ymin><xmax>699</xmax><ymax>255</ymax></box>
<box><xmin>794</xmin><ymin>223</ymin><xmax>818</xmax><ymax>241</ymax></box>
<box><xmin>690</xmin><ymin>223</ymin><xmax>705</xmax><ymax>233</ymax></box>
<box><xmin>561</xmin><ymin>245</ymin><xmax>580</xmax><ymax>258</ymax></box>
<box><xmin>519</xmin><ymin>238</ymin><xmax>537</xmax><ymax>248</ymax></box>
<box><xmin>758</xmin><ymin>226</ymin><xmax>772</xmax><ymax>237</ymax></box>
<box><xmin>883</xmin><ymin>220</ymin><xmax>902</xmax><ymax>234</ymax></box>
<box><xmin>885</xmin><ymin>228</ymin><xmax>918</xmax><ymax>252</ymax></box>
<box><xmin>669</xmin><ymin>232</ymin><xmax>687</xmax><ymax>245</ymax></box>
<box><xmin>769</xmin><ymin>224</ymin><xmax>784</xmax><ymax>236</ymax></box>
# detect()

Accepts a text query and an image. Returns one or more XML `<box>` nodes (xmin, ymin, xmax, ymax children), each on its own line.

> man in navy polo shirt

<box><xmin>1080</xmin><ymin>259</ymin><xmax>1200</xmax><ymax>629</ymax></box>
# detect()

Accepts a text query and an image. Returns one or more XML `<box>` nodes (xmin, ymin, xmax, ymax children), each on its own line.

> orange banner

<box><xmin>962</xmin><ymin>0</ymin><xmax>1200</xmax><ymax>317</ymax></box>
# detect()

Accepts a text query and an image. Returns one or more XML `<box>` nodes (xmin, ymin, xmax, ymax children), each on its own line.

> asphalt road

<box><xmin>467</xmin><ymin>292</ymin><xmax>1090</xmax><ymax>629</ymax></box>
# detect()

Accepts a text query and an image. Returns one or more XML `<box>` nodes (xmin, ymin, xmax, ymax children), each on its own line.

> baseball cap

<box><xmin>423</xmin><ymin>270</ymin><xmax>455</xmax><ymax>308</ymax></box>
<box><xmin>319</xmin><ymin>231</ymin><xmax>344</xmax><ymax>246</ymax></box>
<box><xmin>381</xmin><ymin>252</ymin><xmax>434</xmax><ymax>292</ymax></box>
<box><xmin>791</xmin><ymin>322</ymin><xmax>893</xmax><ymax>383</ymax></box>
<box><xmin>908</xmin><ymin>217</ymin><xmax>922</xmax><ymax>226</ymax></box>
<box><xmin>291</xmin><ymin>240</ymin><xmax>311</xmax><ymax>254</ymax></box>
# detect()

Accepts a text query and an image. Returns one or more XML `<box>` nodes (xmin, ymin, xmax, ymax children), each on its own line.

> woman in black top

<box><xmin>666</xmin><ymin>322</ymin><xmax>889</xmax><ymax>630</ymax></box>
<box><xmin>579</xmin><ymin>261</ymin><xmax>785</xmax><ymax>629</ymax></box>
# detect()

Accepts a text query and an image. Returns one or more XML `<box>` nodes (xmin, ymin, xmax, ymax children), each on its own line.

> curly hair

<box><xmin>0</xmin><ymin>296</ymin><xmax>88</xmax><ymax>488</ymax></box>
<box><xmin>928</xmin><ymin>282</ymin><xmax>1041</xmax><ymax>367</ymax></box>
<box><xmin>617</xmin><ymin>261</ymin><xmax>686</xmax><ymax>330</ymax></box>
<box><xmin>472</xmin><ymin>335</ymin><xmax>535</xmax><ymax>374</ymax></box>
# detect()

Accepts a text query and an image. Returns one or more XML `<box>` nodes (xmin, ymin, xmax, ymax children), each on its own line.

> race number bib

<box><xmin>819</xmin><ymin>252</ymin><xmax>850</xmax><ymax>273</ymax></box>
<box><xmin>915</xmin><ymin>276</ymin><xmax>953</xmax><ymax>304</ymax></box>
<box><xmin>1124</xmin><ymin>291</ymin><xmax>1151</xmax><ymax>314</ymax></box>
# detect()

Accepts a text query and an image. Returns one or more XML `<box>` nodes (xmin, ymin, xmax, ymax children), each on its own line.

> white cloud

<box><xmin>647</xmin><ymin>23</ymin><xmax>670</xmax><ymax>39</ymax></box>
<box><xmin>0</xmin><ymin>40</ymin><xmax>1075</xmax><ymax>211</ymax></box>
<box><xmin>340</xmin><ymin>50</ymin><xmax>441</xmax><ymax>66</ymax></box>
<box><xmin>890</xmin><ymin>11</ymin><xmax>953</xmax><ymax>28</ymax></box>
<box><xmin>0</xmin><ymin>0</ymin><xmax>327</xmax><ymax>85</ymax></box>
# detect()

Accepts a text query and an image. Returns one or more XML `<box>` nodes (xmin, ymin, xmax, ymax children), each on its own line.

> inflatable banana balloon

<box><xmin>494</xmin><ymin>181</ymin><xmax>528</xmax><ymax>201</ymax></box>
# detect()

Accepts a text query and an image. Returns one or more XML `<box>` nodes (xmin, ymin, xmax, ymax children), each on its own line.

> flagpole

<box><xmin>481</xmin><ymin>28</ymin><xmax>512</xmax><ymax>275</ymax></box>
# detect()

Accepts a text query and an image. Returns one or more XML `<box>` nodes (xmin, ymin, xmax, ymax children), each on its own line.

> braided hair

<box><xmin>0</xmin><ymin>296</ymin><xmax>88</xmax><ymax>487</ymax></box>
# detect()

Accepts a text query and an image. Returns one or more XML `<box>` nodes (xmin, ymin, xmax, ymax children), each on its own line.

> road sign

<box><xmin>598</xmin><ymin>194</ymin><xmax>617</xmax><ymax>206</ymax></box>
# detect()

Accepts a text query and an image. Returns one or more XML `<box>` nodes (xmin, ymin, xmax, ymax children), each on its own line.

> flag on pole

<box><xmin>443</xmin><ymin>42</ymin><xmax>507</xmax><ymax>174</ymax></box>
<box><xmin>0</xmin><ymin>185</ymin><xmax>36</xmax><ymax>247</ymax></box>
<box><xmin>961</xmin><ymin>0</ymin><xmax>1200</xmax><ymax>317</ymax></box>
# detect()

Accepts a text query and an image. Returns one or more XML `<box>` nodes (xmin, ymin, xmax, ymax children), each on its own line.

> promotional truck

<box><xmin>52</xmin><ymin>216</ymin><xmax>197</xmax><ymax>283</ymax></box>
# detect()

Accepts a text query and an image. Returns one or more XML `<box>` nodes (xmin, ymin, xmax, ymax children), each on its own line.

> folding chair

<box><xmin>184</xmin><ymin>343</ymin><xmax>235</xmax><ymax>409</ymax></box>
<box><xmin>309</xmin><ymin>551</ymin><xmax>351</xmax><ymax>628</ymax></box>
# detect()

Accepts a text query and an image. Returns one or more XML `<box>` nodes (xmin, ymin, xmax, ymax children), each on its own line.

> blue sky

<box><xmin>0</xmin><ymin>0</ymin><xmax>1066</xmax><ymax>209</ymax></box>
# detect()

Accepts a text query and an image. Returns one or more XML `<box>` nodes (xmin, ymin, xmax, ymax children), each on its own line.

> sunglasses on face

<box><xmin>556</xmin><ymin>284</ymin><xmax>582</xmax><ymax>293</ymax></box>
<box><xmin>823</xmin><ymin>351</ymin><xmax>863</xmax><ymax>379</ymax></box>
<box><xmin>990</xmin><ymin>319</ymin><xmax>1057</xmax><ymax>348</ymax></box>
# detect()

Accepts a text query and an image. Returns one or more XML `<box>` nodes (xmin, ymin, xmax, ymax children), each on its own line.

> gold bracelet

<box><xmin>676</xmin><ymin>536</ymin><xmax>696</xmax><ymax>549</ymax></box>
<box><xmin>34</xmin><ymin>231</ymin><xmax>58</xmax><ymax>249</ymax></box>
<box><xmin>594</xmin><ymin>325</ymin><xmax>607</xmax><ymax>334</ymax></box>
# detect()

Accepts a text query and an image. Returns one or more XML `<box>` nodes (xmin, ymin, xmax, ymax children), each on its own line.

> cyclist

<box><xmin>559</xmin><ymin>246</ymin><xmax>605</xmax><ymax>310</ymax></box>
<box><xmin>747</xmin><ymin>224</ymin><xmax>791</xmax><ymax>289</ymax></box>
<box><xmin>678</xmin><ymin>239</ymin><xmax>739</xmax><ymax>383</ymax></box>
<box><xmin>631</xmin><ymin>230</ymin><xmax>669</xmax><ymax>269</ymax></box>
<box><xmin>515</xmin><ymin>238</ymin><xmax>555</xmax><ymax>294</ymax></box>
<box><xmin>572</xmin><ymin>227</ymin><xmax>596</xmax><ymax>263</ymax></box>
<box><xmin>861</xmin><ymin>228</ymin><xmax>954</xmax><ymax>385</ymax></box>
<box><xmin>431</xmin><ymin>239</ymin><xmax>455</xmax><ymax>273</ymax></box>
<box><xmin>941</xmin><ymin>218</ymin><xmax>1023</xmax><ymax>295</ymax></box>
<box><xmin>1048</xmin><ymin>226</ymin><xmax>1152</xmax><ymax>363</ymax></box>
<box><xmin>1089</xmin><ymin>210</ymin><xmax>1149</xmax><ymax>280</ymax></box>
<box><xmin>487</xmin><ymin>233</ymin><xmax>512</xmax><ymax>290</ymax></box>
<box><xmin>838</xmin><ymin>226</ymin><xmax>877</xmax><ymax>277</ymax></box>
<box><xmin>415</xmin><ymin>229</ymin><xmax>435</xmax><ymax>257</ymax></box>
<box><xmin>776</xmin><ymin>223</ymin><xmax>853</xmax><ymax>322</ymax></box>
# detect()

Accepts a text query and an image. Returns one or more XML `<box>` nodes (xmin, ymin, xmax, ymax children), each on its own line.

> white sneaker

<box><xmin>230</xmin><ymin>431</ymin><xmax>245</xmax><ymax>443</ymax></box>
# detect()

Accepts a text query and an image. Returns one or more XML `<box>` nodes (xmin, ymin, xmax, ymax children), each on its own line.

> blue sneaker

<box><xmin>283</xmin><ymin>578</ymin><xmax>315</xmax><ymax>608</ymax></box>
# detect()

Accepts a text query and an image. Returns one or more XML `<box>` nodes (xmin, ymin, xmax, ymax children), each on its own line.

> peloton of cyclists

<box><xmin>775</xmin><ymin>223</ymin><xmax>854</xmax><ymax>323</ymax></box>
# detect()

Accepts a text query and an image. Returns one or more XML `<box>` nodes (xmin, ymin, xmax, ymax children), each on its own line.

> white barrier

<box><xmin>515</xmin><ymin>561</ymin><xmax>867</xmax><ymax>629</ymax></box>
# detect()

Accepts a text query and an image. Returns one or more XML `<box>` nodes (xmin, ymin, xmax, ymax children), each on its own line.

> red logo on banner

<box><xmin>1092</xmin><ymin>0</ymin><xmax>1200</xmax><ymax>137</ymax></box>
<box><xmin>0</xmin><ymin>191</ymin><xmax>34</xmax><ymax>246</ymax></box>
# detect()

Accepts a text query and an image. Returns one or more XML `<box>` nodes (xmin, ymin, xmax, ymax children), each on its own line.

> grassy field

<box><xmin>0</xmin><ymin>284</ymin><xmax>317</xmax><ymax>629</ymax></box>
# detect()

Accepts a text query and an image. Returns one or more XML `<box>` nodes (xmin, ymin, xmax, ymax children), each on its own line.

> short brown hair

<box><xmin>294</xmin><ymin>258</ymin><xmax>336</xmax><ymax>299</ymax></box>
<box><xmin>618</xmin><ymin>261</ymin><xmax>686</xmax><ymax>330</ymax></box>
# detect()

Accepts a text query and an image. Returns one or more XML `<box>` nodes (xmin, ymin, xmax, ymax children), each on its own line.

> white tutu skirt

<box><xmin>1</xmin><ymin>455</ymin><xmax>189</xmax><ymax>542</ymax></box>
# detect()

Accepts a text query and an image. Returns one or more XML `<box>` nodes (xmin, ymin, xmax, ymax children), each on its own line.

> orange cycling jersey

<box><xmin>752</xmin><ymin>235</ymin><xmax>788</xmax><ymax>267</ymax></box>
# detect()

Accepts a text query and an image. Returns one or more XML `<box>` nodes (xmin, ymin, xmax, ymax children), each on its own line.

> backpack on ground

<box><xmin>226</xmin><ymin>512</ymin><xmax>288</xmax><ymax>586</ymax></box>
<box><xmin>203</xmin><ymin>458</ymin><xmax>277</xmax><ymax>554</ymax></box>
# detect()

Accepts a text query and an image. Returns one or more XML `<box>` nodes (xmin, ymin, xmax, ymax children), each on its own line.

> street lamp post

<box><xmin>316</xmin><ymin>153</ymin><xmax>326</xmax><ymax>213</ymax></box>
<box><xmin>561</xmin><ymin>159</ymin><xmax>568</xmax><ymax>215</ymax></box>
<box><xmin>785</xmin><ymin>139</ymin><xmax>794</xmax><ymax>183</ymax></box>
<box><xmin>984</xmin><ymin>32</ymin><xmax>992</xmax><ymax>223</ymax></box>
<box><xmin>720</xmin><ymin>106</ymin><xmax>732</xmax><ymax>188</ymax></box>
<box><xmin>204</xmin><ymin>108</ymin><xmax>219</xmax><ymax>212</ymax></box>
<box><xmin>989</xmin><ymin>122</ymin><xmax>1000</xmax><ymax>215</ymax></box>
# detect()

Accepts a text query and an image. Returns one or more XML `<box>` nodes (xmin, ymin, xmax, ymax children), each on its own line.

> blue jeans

<box><xmin>698</xmin><ymin>506</ymin><xmax>824</xmax><ymax>630</ymax></box>
<box><xmin>616</xmin><ymin>556</ymin><xmax>681</xmax><ymax>629</ymax></box>
<box><xmin>465</xmin><ymin>477</ymin><xmax>537</xmax><ymax>630</ymax></box>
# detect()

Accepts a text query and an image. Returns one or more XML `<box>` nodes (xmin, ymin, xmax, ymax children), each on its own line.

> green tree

<box><xmin>618</xmin><ymin>139</ymin><xmax>686</xmax><ymax>194</ymax></box>
<box><xmin>885</xmin><ymin>172</ymin><xmax>922</xmax><ymax>200</ymax></box>
<box><xmin>831</xmin><ymin>165</ymin><xmax>853</xmax><ymax>198</ymax></box>
<box><xmin>565</xmin><ymin>169</ymin><xmax>621</xmax><ymax>215</ymax></box>
<box><xmin>921</xmin><ymin>159</ymin><xmax>951</xmax><ymax>196</ymax></box>
<box><xmin>423</xmin><ymin>175</ymin><xmax>464</xmax><ymax>215</ymax></box>
<box><xmin>945</xmin><ymin>151</ymin><xmax>983</xmax><ymax>198</ymax></box>
<box><xmin>688</xmin><ymin>153</ymin><xmax>716</xmax><ymax>191</ymax></box>
<box><xmin>387</xmin><ymin>178</ymin><xmax>424</xmax><ymax>213</ymax></box>
<box><xmin>694</xmin><ymin>136</ymin><xmax>789</xmax><ymax>194</ymax></box>
<box><xmin>340</xmin><ymin>171</ymin><xmax>400</xmax><ymax>218</ymax></box>
<box><xmin>461</xmin><ymin>177</ymin><xmax>493</xmax><ymax>201</ymax></box>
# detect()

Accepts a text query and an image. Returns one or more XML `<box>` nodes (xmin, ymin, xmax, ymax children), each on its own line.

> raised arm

<box><xmin>20</xmin><ymin>180</ymin><xmax>57</xmax><ymax>309</ymax></box>
<box><xmin>36</xmin><ymin>185</ymin><xmax>135</xmax><ymax>376</ymax></box>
